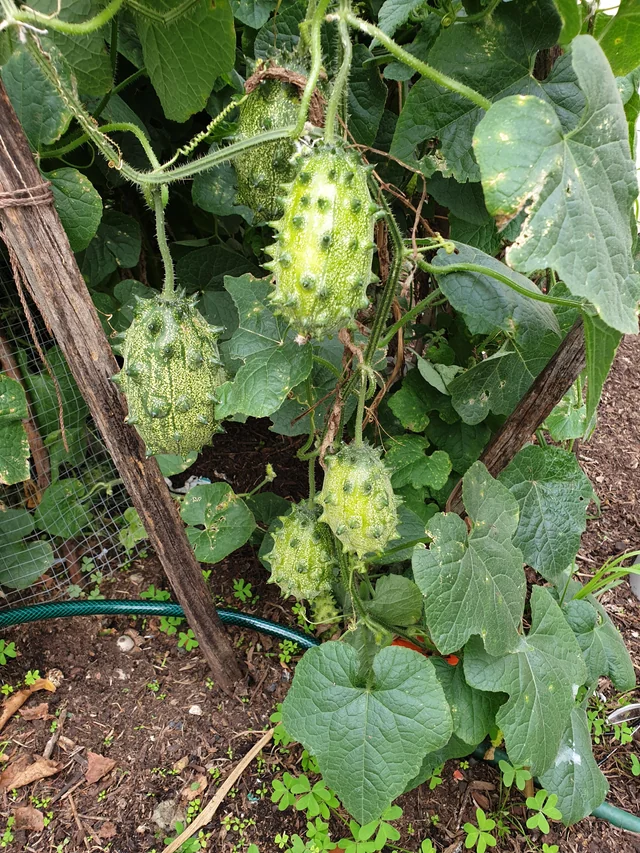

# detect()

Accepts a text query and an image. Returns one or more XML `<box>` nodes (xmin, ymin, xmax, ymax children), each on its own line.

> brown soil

<box><xmin>1</xmin><ymin>338</ymin><xmax>640</xmax><ymax>853</ymax></box>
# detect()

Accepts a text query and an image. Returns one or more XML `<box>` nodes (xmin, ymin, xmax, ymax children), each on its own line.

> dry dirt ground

<box><xmin>0</xmin><ymin>335</ymin><xmax>639</xmax><ymax>853</ymax></box>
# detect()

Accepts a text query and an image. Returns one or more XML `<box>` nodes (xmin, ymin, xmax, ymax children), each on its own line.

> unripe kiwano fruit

<box><xmin>265</xmin><ymin>143</ymin><xmax>377</xmax><ymax>340</ymax></box>
<box><xmin>264</xmin><ymin>504</ymin><xmax>337</xmax><ymax>601</ymax></box>
<box><xmin>235</xmin><ymin>77</ymin><xmax>300</xmax><ymax>221</ymax></box>
<box><xmin>114</xmin><ymin>293</ymin><xmax>226</xmax><ymax>457</ymax></box>
<box><xmin>317</xmin><ymin>442</ymin><xmax>400</xmax><ymax>558</ymax></box>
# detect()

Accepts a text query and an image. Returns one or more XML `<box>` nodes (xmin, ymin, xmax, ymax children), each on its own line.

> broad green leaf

<box><xmin>464</xmin><ymin>586</ymin><xmax>586</xmax><ymax>775</ymax></box>
<box><xmin>432</xmin><ymin>244</ymin><xmax>560</xmax><ymax>337</ymax></box>
<box><xmin>133</xmin><ymin>0</ymin><xmax>235</xmax><ymax>122</ymax></box>
<box><xmin>34</xmin><ymin>479</ymin><xmax>93</xmax><ymax>539</ymax></box>
<box><xmin>394</xmin><ymin>486</ymin><xmax>439</xmax><ymax>525</ymax></box>
<box><xmin>230</xmin><ymin>0</ymin><xmax>276</xmax><ymax>29</ymax></box>
<box><xmin>154</xmin><ymin>451</ymin><xmax>198</xmax><ymax>478</ymax></box>
<box><xmin>216</xmin><ymin>276</ymin><xmax>313</xmax><ymax>419</ymax></box>
<box><xmin>413</xmin><ymin>461</ymin><xmax>525</xmax><ymax>656</ymax></box>
<box><xmin>176</xmin><ymin>246</ymin><xmax>262</xmax><ymax>293</ymax></box>
<box><xmin>427</xmin><ymin>175</ymin><xmax>491</xmax><ymax>226</ymax></box>
<box><xmin>32</xmin><ymin>0</ymin><xmax>112</xmax><ymax>95</ymax></box>
<box><xmin>405</xmin><ymin>733</ymin><xmax>475</xmax><ymax>792</ymax></box>
<box><xmin>474</xmin><ymin>36</ymin><xmax>640</xmax><ymax>334</ymax></box>
<box><xmin>598</xmin><ymin>0</ymin><xmax>640</xmax><ymax>77</ymax></box>
<box><xmin>181</xmin><ymin>483</ymin><xmax>255</xmax><ymax>563</ymax></box>
<box><xmin>426</xmin><ymin>414</ymin><xmax>490</xmax><ymax>474</ymax></box>
<box><xmin>0</xmin><ymin>375</ymin><xmax>30</xmax><ymax>486</ymax></box>
<box><xmin>539</xmin><ymin>706</ymin><xmax>608</xmax><ymax>825</ymax></box>
<box><xmin>245</xmin><ymin>492</ymin><xmax>290</xmax><ymax>527</ymax></box>
<box><xmin>432</xmin><ymin>658</ymin><xmax>503</xmax><ymax>747</ymax></box>
<box><xmin>348</xmin><ymin>44</ymin><xmax>387</xmax><ymax>146</ymax></box>
<box><xmin>365</xmin><ymin>574</ymin><xmax>423</xmax><ymax>627</ymax></box>
<box><xmin>387</xmin><ymin>385</ymin><xmax>430</xmax><ymax>432</ymax></box>
<box><xmin>281</xmin><ymin>642</ymin><xmax>453</xmax><ymax>824</ymax></box>
<box><xmin>390</xmin><ymin>0</ymin><xmax>564</xmax><ymax>181</ymax></box>
<box><xmin>377</xmin><ymin>0</ymin><xmax>425</xmax><ymax>37</ymax></box>
<box><xmin>192</xmin><ymin>153</ymin><xmax>254</xmax><ymax>222</ymax></box>
<box><xmin>80</xmin><ymin>211</ymin><xmax>141</xmax><ymax>286</ymax></box>
<box><xmin>45</xmin><ymin>168</ymin><xmax>103</xmax><ymax>252</ymax></box>
<box><xmin>544</xmin><ymin>387</ymin><xmax>587</xmax><ymax>442</ymax></box>
<box><xmin>384</xmin><ymin>17</ymin><xmax>440</xmax><ymax>82</ymax></box>
<box><xmin>46</xmin><ymin>427</ymin><xmax>87</xmax><ymax>483</ymax></box>
<box><xmin>564</xmin><ymin>593</ymin><xmax>635</xmax><ymax>692</ymax></box>
<box><xmin>2</xmin><ymin>45</ymin><xmax>72</xmax><ymax>150</ymax></box>
<box><xmin>0</xmin><ymin>509</ymin><xmax>35</xmax><ymax>544</ymax></box>
<box><xmin>582</xmin><ymin>312</ymin><xmax>622</xmax><ymax>436</ymax></box>
<box><xmin>449</xmin><ymin>215</ymin><xmax>500</xmax><ymax>256</ymax></box>
<box><xmin>254</xmin><ymin>0</ymin><xmax>306</xmax><ymax>59</ymax></box>
<box><xmin>416</xmin><ymin>357</ymin><xmax>461</xmax><ymax>396</ymax></box>
<box><xmin>198</xmin><ymin>292</ymin><xmax>239</xmax><ymax>343</ymax></box>
<box><xmin>553</xmin><ymin>0</ymin><xmax>582</xmax><ymax>44</ymax></box>
<box><xmin>498</xmin><ymin>445</ymin><xmax>593</xmax><ymax>583</ymax></box>
<box><xmin>385</xmin><ymin>436</ymin><xmax>451</xmax><ymax>491</ymax></box>
<box><xmin>0</xmin><ymin>540</ymin><xmax>54</xmax><ymax>590</ymax></box>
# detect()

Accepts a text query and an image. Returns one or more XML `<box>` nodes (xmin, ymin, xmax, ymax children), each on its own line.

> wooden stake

<box><xmin>0</xmin><ymin>82</ymin><xmax>241</xmax><ymax>693</ymax></box>
<box><xmin>446</xmin><ymin>319</ymin><xmax>586</xmax><ymax>514</ymax></box>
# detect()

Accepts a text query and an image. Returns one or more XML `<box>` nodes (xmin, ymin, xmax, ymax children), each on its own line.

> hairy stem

<box><xmin>154</xmin><ymin>190</ymin><xmax>175</xmax><ymax>299</ymax></box>
<box><xmin>345</xmin><ymin>13</ymin><xmax>492</xmax><ymax>111</ymax></box>
<box><xmin>293</xmin><ymin>0</ymin><xmax>330</xmax><ymax>137</ymax></box>
<box><xmin>354</xmin><ymin>371</ymin><xmax>367</xmax><ymax>446</ymax></box>
<box><xmin>324</xmin><ymin>0</ymin><xmax>352</xmax><ymax>143</ymax></box>
<box><xmin>378</xmin><ymin>288</ymin><xmax>444</xmax><ymax>349</ymax></box>
<box><xmin>15</xmin><ymin>0</ymin><xmax>126</xmax><ymax>34</ymax></box>
<box><xmin>417</xmin><ymin>258</ymin><xmax>584</xmax><ymax>309</ymax></box>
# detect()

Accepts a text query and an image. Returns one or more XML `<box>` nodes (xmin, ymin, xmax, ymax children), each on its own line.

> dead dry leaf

<box><xmin>19</xmin><ymin>702</ymin><xmax>50</xmax><ymax>721</ymax></box>
<box><xmin>13</xmin><ymin>805</ymin><xmax>44</xmax><ymax>832</ymax></box>
<box><xmin>172</xmin><ymin>755</ymin><xmax>189</xmax><ymax>774</ymax></box>
<box><xmin>181</xmin><ymin>774</ymin><xmax>207</xmax><ymax>802</ymax></box>
<box><xmin>0</xmin><ymin>679</ymin><xmax>56</xmax><ymax>733</ymax></box>
<box><xmin>85</xmin><ymin>751</ymin><xmax>116</xmax><ymax>784</ymax></box>
<box><xmin>97</xmin><ymin>821</ymin><xmax>117</xmax><ymax>840</ymax></box>
<box><xmin>0</xmin><ymin>755</ymin><xmax>62</xmax><ymax>790</ymax></box>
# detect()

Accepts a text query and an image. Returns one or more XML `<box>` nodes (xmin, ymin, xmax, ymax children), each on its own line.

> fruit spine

<box><xmin>265</xmin><ymin>143</ymin><xmax>377</xmax><ymax>340</ymax></box>
<box><xmin>265</xmin><ymin>504</ymin><xmax>337</xmax><ymax>600</ymax></box>
<box><xmin>317</xmin><ymin>442</ymin><xmax>400</xmax><ymax>557</ymax></box>
<box><xmin>113</xmin><ymin>293</ymin><xmax>226</xmax><ymax>457</ymax></box>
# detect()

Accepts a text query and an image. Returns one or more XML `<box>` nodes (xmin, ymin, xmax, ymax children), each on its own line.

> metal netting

<box><xmin>0</xmin><ymin>250</ymin><xmax>144</xmax><ymax>609</ymax></box>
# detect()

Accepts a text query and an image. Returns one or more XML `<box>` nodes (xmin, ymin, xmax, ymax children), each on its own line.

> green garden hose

<box><xmin>0</xmin><ymin>599</ymin><xmax>320</xmax><ymax>649</ymax></box>
<box><xmin>1</xmin><ymin>600</ymin><xmax>639</xmax><ymax>833</ymax></box>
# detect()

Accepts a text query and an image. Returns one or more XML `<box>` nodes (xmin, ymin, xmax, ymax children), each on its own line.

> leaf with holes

<box><xmin>474</xmin><ymin>36</ymin><xmax>640</xmax><ymax>334</ymax></box>
<box><xmin>181</xmin><ymin>483</ymin><xmax>255</xmax><ymax>564</ymax></box>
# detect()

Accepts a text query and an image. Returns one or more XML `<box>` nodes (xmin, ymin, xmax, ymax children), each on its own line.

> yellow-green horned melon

<box><xmin>114</xmin><ymin>292</ymin><xmax>226</xmax><ymax>456</ymax></box>
<box><xmin>265</xmin><ymin>503</ymin><xmax>337</xmax><ymax>600</ymax></box>
<box><xmin>265</xmin><ymin>143</ymin><xmax>378</xmax><ymax>340</ymax></box>
<box><xmin>317</xmin><ymin>442</ymin><xmax>400</xmax><ymax>557</ymax></box>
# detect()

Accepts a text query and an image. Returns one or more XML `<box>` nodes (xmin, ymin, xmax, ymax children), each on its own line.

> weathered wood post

<box><xmin>0</xmin><ymin>83</ymin><xmax>242</xmax><ymax>693</ymax></box>
<box><xmin>447</xmin><ymin>318</ymin><xmax>586</xmax><ymax>513</ymax></box>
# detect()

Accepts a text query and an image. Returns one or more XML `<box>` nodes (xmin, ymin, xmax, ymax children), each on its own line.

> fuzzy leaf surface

<box><xmin>45</xmin><ymin>168</ymin><xmax>103</xmax><ymax>252</ymax></box>
<box><xmin>386</xmin><ymin>436</ymin><xmax>451</xmax><ymax>491</ymax></box>
<box><xmin>412</xmin><ymin>461</ymin><xmax>525</xmax><ymax>656</ymax></box>
<box><xmin>281</xmin><ymin>642</ymin><xmax>452</xmax><ymax>824</ymax></box>
<box><xmin>464</xmin><ymin>586</ymin><xmax>586</xmax><ymax>774</ymax></box>
<box><xmin>598</xmin><ymin>0</ymin><xmax>640</xmax><ymax>76</ymax></box>
<box><xmin>432</xmin><ymin>658</ymin><xmax>503</xmax><ymax>747</ymax></box>
<box><xmin>365</xmin><ymin>574</ymin><xmax>423</xmax><ymax>627</ymax></box>
<box><xmin>498</xmin><ymin>445</ymin><xmax>593</xmax><ymax>583</ymax></box>
<box><xmin>474</xmin><ymin>36</ymin><xmax>640</xmax><ymax>334</ymax></box>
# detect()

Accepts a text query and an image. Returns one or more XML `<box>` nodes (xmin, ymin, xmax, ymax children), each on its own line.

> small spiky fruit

<box><xmin>235</xmin><ymin>77</ymin><xmax>301</xmax><ymax>221</ymax></box>
<box><xmin>266</xmin><ymin>143</ymin><xmax>377</xmax><ymax>340</ymax></box>
<box><xmin>317</xmin><ymin>442</ymin><xmax>400</xmax><ymax>557</ymax></box>
<box><xmin>113</xmin><ymin>292</ymin><xmax>226</xmax><ymax>456</ymax></box>
<box><xmin>311</xmin><ymin>591</ymin><xmax>340</xmax><ymax>625</ymax></box>
<box><xmin>265</xmin><ymin>504</ymin><xmax>337</xmax><ymax>601</ymax></box>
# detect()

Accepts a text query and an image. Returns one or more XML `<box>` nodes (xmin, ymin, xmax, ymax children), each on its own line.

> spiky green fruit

<box><xmin>311</xmin><ymin>591</ymin><xmax>340</xmax><ymax>625</ymax></box>
<box><xmin>115</xmin><ymin>292</ymin><xmax>226</xmax><ymax>456</ymax></box>
<box><xmin>235</xmin><ymin>77</ymin><xmax>301</xmax><ymax>221</ymax></box>
<box><xmin>265</xmin><ymin>504</ymin><xmax>337</xmax><ymax>601</ymax></box>
<box><xmin>317</xmin><ymin>442</ymin><xmax>400</xmax><ymax>557</ymax></box>
<box><xmin>267</xmin><ymin>144</ymin><xmax>376</xmax><ymax>340</ymax></box>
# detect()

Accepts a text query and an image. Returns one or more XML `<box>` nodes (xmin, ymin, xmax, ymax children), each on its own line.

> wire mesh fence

<box><xmin>0</xmin><ymin>252</ymin><xmax>144</xmax><ymax>609</ymax></box>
